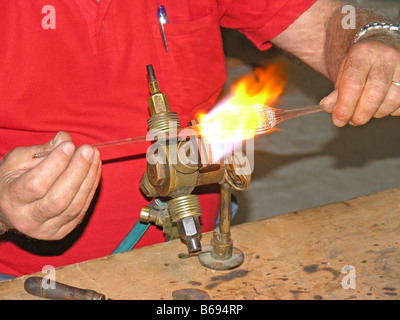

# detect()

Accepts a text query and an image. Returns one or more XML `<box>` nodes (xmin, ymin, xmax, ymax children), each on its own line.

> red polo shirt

<box><xmin>0</xmin><ymin>0</ymin><xmax>316</xmax><ymax>276</ymax></box>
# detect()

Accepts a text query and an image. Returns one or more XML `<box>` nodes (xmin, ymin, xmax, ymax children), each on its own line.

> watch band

<box><xmin>353</xmin><ymin>22</ymin><xmax>400</xmax><ymax>44</ymax></box>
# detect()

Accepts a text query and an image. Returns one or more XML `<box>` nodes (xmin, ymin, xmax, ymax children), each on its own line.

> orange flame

<box><xmin>198</xmin><ymin>64</ymin><xmax>286</xmax><ymax>142</ymax></box>
<box><xmin>230</xmin><ymin>64</ymin><xmax>286</xmax><ymax>106</ymax></box>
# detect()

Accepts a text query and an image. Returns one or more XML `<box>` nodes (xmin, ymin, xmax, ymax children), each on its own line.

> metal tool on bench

<box><xmin>172</xmin><ymin>288</ymin><xmax>211</xmax><ymax>300</ymax></box>
<box><xmin>24</xmin><ymin>276</ymin><xmax>111</xmax><ymax>300</ymax></box>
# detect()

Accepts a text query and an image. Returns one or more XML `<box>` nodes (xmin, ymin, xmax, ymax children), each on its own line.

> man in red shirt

<box><xmin>0</xmin><ymin>0</ymin><xmax>399</xmax><ymax>278</ymax></box>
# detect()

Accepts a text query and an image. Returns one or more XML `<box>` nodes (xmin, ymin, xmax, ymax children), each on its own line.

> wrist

<box><xmin>324</xmin><ymin>7</ymin><xmax>382</xmax><ymax>81</ymax></box>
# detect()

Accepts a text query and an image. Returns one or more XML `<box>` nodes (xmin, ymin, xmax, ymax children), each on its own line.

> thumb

<box><xmin>320</xmin><ymin>89</ymin><xmax>338</xmax><ymax>113</ymax></box>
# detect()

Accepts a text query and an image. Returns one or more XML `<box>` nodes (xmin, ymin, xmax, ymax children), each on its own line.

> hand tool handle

<box><xmin>24</xmin><ymin>276</ymin><xmax>106</xmax><ymax>300</ymax></box>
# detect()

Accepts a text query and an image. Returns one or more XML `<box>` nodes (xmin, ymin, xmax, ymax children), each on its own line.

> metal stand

<box><xmin>198</xmin><ymin>182</ymin><xmax>244</xmax><ymax>270</ymax></box>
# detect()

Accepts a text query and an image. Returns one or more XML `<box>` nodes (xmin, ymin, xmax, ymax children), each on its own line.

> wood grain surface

<box><xmin>1</xmin><ymin>187</ymin><xmax>399</xmax><ymax>300</ymax></box>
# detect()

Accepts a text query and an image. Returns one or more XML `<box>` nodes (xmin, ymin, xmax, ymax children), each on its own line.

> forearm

<box><xmin>271</xmin><ymin>0</ymin><xmax>341</xmax><ymax>78</ymax></box>
<box><xmin>271</xmin><ymin>0</ymin><xmax>398</xmax><ymax>81</ymax></box>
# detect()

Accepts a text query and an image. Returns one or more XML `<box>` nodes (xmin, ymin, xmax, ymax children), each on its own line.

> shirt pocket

<box><xmin>152</xmin><ymin>14</ymin><xmax>227</xmax><ymax>119</ymax></box>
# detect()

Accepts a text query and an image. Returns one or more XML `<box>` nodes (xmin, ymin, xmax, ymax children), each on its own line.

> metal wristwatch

<box><xmin>353</xmin><ymin>22</ymin><xmax>400</xmax><ymax>44</ymax></box>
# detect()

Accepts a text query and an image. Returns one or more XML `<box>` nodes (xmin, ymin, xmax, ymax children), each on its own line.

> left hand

<box><xmin>0</xmin><ymin>132</ymin><xmax>102</xmax><ymax>240</ymax></box>
<box><xmin>321</xmin><ymin>40</ymin><xmax>400</xmax><ymax>127</ymax></box>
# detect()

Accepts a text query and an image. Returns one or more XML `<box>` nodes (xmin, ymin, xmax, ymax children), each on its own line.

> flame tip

<box><xmin>198</xmin><ymin>64</ymin><xmax>286</xmax><ymax>157</ymax></box>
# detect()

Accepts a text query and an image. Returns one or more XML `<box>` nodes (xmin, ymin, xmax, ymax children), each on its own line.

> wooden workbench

<box><xmin>1</xmin><ymin>187</ymin><xmax>399</xmax><ymax>300</ymax></box>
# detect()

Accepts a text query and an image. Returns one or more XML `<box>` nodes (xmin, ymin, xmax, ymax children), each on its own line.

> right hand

<box><xmin>0</xmin><ymin>131</ymin><xmax>101</xmax><ymax>240</ymax></box>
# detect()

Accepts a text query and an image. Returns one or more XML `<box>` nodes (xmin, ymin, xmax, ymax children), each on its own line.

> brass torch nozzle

<box><xmin>147</xmin><ymin>64</ymin><xmax>160</xmax><ymax>95</ymax></box>
<box><xmin>146</xmin><ymin>64</ymin><xmax>171</xmax><ymax>116</ymax></box>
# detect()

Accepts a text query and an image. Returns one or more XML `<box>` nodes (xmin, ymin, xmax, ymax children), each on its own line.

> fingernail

<box><xmin>62</xmin><ymin>142</ymin><xmax>75</xmax><ymax>156</ymax></box>
<box><xmin>333</xmin><ymin>117</ymin><xmax>347</xmax><ymax>127</ymax></box>
<box><xmin>320</xmin><ymin>96</ymin><xmax>328</xmax><ymax>105</ymax></box>
<box><xmin>50</xmin><ymin>131</ymin><xmax>62</xmax><ymax>146</ymax></box>
<box><xmin>320</xmin><ymin>89</ymin><xmax>338</xmax><ymax>105</ymax></box>
<box><xmin>82</xmin><ymin>146</ymin><xmax>94</xmax><ymax>161</ymax></box>
<box><xmin>93</xmin><ymin>149</ymin><xmax>100</xmax><ymax>164</ymax></box>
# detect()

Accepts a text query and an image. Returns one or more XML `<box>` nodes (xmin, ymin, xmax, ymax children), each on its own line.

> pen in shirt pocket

<box><xmin>157</xmin><ymin>5</ymin><xmax>169</xmax><ymax>52</ymax></box>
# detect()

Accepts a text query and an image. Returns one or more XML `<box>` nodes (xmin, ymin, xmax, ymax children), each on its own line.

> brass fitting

<box><xmin>168</xmin><ymin>195</ymin><xmax>203</xmax><ymax>253</ymax></box>
<box><xmin>146</xmin><ymin>65</ymin><xmax>180</xmax><ymax>132</ymax></box>
<box><xmin>139</xmin><ymin>199</ymin><xmax>180</xmax><ymax>242</ymax></box>
<box><xmin>147</xmin><ymin>64</ymin><xmax>171</xmax><ymax>115</ymax></box>
<box><xmin>140</xmin><ymin>65</ymin><xmax>215</xmax><ymax>254</ymax></box>
<box><xmin>139</xmin><ymin>65</ymin><xmax>250</xmax><ymax>266</ymax></box>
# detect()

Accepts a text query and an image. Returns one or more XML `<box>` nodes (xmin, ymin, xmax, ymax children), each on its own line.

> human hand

<box><xmin>0</xmin><ymin>131</ymin><xmax>101</xmax><ymax>240</ymax></box>
<box><xmin>321</xmin><ymin>40</ymin><xmax>400</xmax><ymax>127</ymax></box>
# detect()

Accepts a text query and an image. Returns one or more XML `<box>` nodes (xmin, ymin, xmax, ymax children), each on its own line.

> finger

<box><xmin>320</xmin><ymin>89</ymin><xmax>338</xmax><ymax>113</ymax></box>
<box><xmin>374</xmin><ymin>76</ymin><xmax>400</xmax><ymax>118</ymax></box>
<box><xmin>391</xmin><ymin>109</ymin><xmax>400</xmax><ymax>116</ymax></box>
<box><xmin>334</xmin><ymin>55</ymin><xmax>347</xmax><ymax>88</ymax></box>
<box><xmin>45</xmin><ymin>131</ymin><xmax>72</xmax><ymax>150</ymax></box>
<box><xmin>60</xmin><ymin>154</ymin><xmax>102</xmax><ymax>239</ymax></box>
<box><xmin>79</xmin><ymin>150</ymin><xmax>102</xmax><ymax>218</ymax></box>
<box><xmin>350</xmin><ymin>61</ymin><xmax>394</xmax><ymax>125</ymax></box>
<box><xmin>9</xmin><ymin>142</ymin><xmax>75</xmax><ymax>204</ymax></box>
<box><xmin>40</xmin><ymin>149</ymin><xmax>102</xmax><ymax>240</ymax></box>
<box><xmin>54</xmin><ymin>149</ymin><xmax>101</xmax><ymax>227</ymax></box>
<box><xmin>35</xmin><ymin>144</ymin><xmax>95</xmax><ymax>220</ymax></box>
<box><xmin>333</xmin><ymin>46</ymin><xmax>371</xmax><ymax>127</ymax></box>
<box><xmin>33</xmin><ymin>131</ymin><xmax>73</xmax><ymax>160</ymax></box>
<box><xmin>0</xmin><ymin>131</ymin><xmax>72</xmax><ymax>172</ymax></box>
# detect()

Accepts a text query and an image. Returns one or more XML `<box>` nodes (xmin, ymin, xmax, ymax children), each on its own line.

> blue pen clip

<box><xmin>157</xmin><ymin>5</ymin><xmax>169</xmax><ymax>52</ymax></box>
